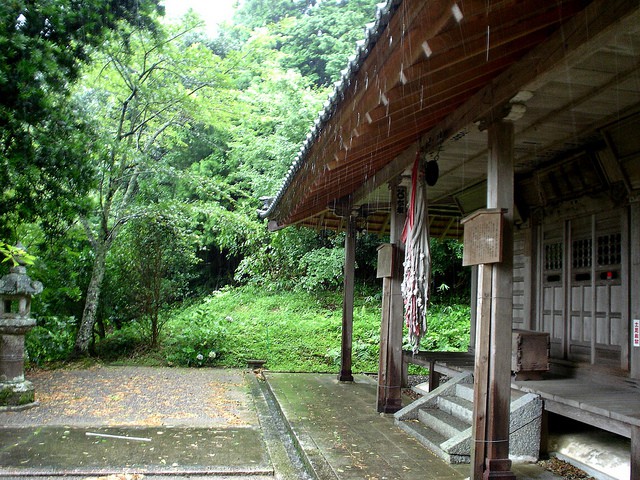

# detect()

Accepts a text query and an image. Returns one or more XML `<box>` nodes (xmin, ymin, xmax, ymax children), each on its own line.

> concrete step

<box><xmin>395</xmin><ymin>419</ymin><xmax>453</xmax><ymax>463</ymax></box>
<box><xmin>418</xmin><ymin>407</ymin><xmax>469</xmax><ymax>439</ymax></box>
<box><xmin>437</xmin><ymin>394</ymin><xmax>474</xmax><ymax>424</ymax></box>
<box><xmin>396</xmin><ymin>371</ymin><xmax>543</xmax><ymax>465</ymax></box>
<box><xmin>411</xmin><ymin>382</ymin><xmax>430</xmax><ymax>395</ymax></box>
<box><xmin>455</xmin><ymin>383</ymin><xmax>474</xmax><ymax>403</ymax></box>
<box><xmin>397</xmin><ymin>418</ymin><xmax>471</xmax><ymax>464</ymax></box>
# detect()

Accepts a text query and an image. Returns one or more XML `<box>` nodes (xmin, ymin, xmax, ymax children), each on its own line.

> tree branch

<box><xmin>80</xmin><ymin>216</ymin><xmax>98</xmax><ymax>250</ymax></box>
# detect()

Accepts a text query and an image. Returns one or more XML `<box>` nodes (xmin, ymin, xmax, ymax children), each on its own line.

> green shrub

<box><xmin>93</xmin><ymin>323</ymin><xmax>147</xmax><ymax>360</ymax></box>
<box><xmin>157</xmin><ymin>287</ymin><xmax>471</xmax><ymax>372</ymax></box>
<box><xmin>79</xmin><ymin>286</ymin><xmax>470</xmax><ymax>373</ymax></box>
<box><xmin>419</xmin><ymin>304</ymin><xmax>471</xmax><ymax>351</ymax></box>
<box><xmin>298</xmin><ymin>247</ymin><xmax>347</xmax><ymax>291</ymax></box>
<box><xmin>163</xmin><ymin>321</ymin><xmax>227</xmax><ymax>367</ymax></box>
<box><xmin>157</xmin><ymin>286</ymin><xmax>381</xmax><ymax>372</ymax></box>
<box><xmin>26</xmin><ymin>316</ymin><xmax>76</xmax><ymax>366</ymax></box>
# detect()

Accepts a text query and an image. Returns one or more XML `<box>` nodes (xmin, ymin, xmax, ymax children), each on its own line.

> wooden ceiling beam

<box><xmin>331</xmin><ymin>64</ymin><xmax>498</xmax><ymax>164</ymax></box>
<box><xmin>327</xmin><ymin>0</ymin><xmax>584</xmax><ymax>156</ymax></box>
<box><xmin>325</xmin><ymin>1</ymin><xmax>585</xmax><ymax>174</ymax></box>
<box><xmin>398</xmin><ymin>11</ymin><xmax>577</xmax><ymax>97</ymax></box>
<box><xmin>393</xmin><ymin>1</ymin><xmax>585</xmax><ymax>90</ymax></box>
<box><xmin>326</xmin><ymin>90</ymin><xmax>477</xmax><ymax>173</ymax></box>
<box><xmin>364</xmin><ymin>44</ymin><xmax>536</xmax><ymax>127</ymax></box>
<box><xmin>417</xmin><ymin>0</ymin><xmax>640</xmax><ymax>155</ymax></box>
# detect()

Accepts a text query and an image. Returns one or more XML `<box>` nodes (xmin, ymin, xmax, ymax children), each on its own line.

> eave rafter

<box><xmin>268</xmin><ymin>0</ymin><xmax>640</xmax><ymax>237</ymax></box>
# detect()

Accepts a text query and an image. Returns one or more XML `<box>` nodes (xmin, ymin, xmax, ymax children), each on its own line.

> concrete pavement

<box><xmin>0</xmin><ymin>367</ymin><xmax>562</xmax><ymax>479</ymax></box>
<box><xmin>265</xmin><ymin>372</ymin><xmax>562</xmax><ymax>480</ymax></box>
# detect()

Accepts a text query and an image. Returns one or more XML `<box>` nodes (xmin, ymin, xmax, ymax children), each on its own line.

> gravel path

<box><xmin>0</xmin><ymin>366</ymin><xmax>257</xmax><ymax>428</ymax></box>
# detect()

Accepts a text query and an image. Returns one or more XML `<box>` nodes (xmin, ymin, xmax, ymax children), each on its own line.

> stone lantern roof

<box><xmin>0</xmin><ymin>266</ymin><xmax>43</xmax><ymax>297</ymax></box>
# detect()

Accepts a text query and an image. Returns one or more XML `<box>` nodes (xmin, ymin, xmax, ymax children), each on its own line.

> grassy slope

<box><xmin>156</xmin><ymin>286</ymin><xmax>470</xmax><ymax>373</ymax></box>
<box><xmin>160</xmin><ymin>286</ymin><xmax>383</xmax><ymax>372</ymax></box>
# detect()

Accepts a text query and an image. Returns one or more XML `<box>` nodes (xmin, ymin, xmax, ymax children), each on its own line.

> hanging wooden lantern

<box><xmin>425</xmin><ymin>160</ymin><xmax>439</xmax><ymax>186</ymax></box>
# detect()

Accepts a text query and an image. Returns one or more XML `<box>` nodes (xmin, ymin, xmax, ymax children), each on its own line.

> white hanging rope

<box><xmin>401</xmin><ymin>152</ymin><xmax>431</xmax><ymax>353</ymax></box>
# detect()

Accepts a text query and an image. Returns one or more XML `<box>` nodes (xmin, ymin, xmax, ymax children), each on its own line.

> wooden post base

<box><xmin>377</xmin><ymin>398</ymin><xmax>402</xmax><ymax>414</ymax></box>
<box><xmin>483</xmin><ymin>458</ymin><xmax>516</xmax><ymax>480</ymax></box>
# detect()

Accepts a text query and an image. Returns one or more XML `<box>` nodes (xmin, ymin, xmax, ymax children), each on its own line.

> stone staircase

<box><xmin>394</xmin><ymin>372</ymin><xmax>543</xmax><ymax>464</ymax></box>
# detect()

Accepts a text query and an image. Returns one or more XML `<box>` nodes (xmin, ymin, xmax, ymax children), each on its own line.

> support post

<box><xmin>630</xmin><ymin>198</ymin><xmax>640</xmax><ymax>380</ymax></box>
<box><xmin>632</xmin><ymin>424</ymin><xmax>640</xmax><ymax>480</ymax></box>
<box><xmin>338</xmin><ymin>215</ymin><xmax>356</xmax><ymax>382</ymax></box>
<box><xmin>630</xmin><ymin>198</ymin><xmax>640</xmax><ymax>479</ymax></box>
<box><xmin>377</xmin><ymin>180</ymin><xmax>406</xmax><ymax>413</ymax></box>
<box><xmin>472</xmin><ymin>264</ymin><xmax>492</xmax><ymax>478</ymax></box>
<box><xmin>472</xmin><ymin>120</ymin><xmax>516</xmax><ymax>479</ymax></box>
<box><xmin>469</xmin><ymin>265</ymin><xmax>478</xmax><ymax>352</ymax></box>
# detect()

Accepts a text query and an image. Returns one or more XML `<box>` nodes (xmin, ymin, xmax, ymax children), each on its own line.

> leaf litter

<box><xmin>3</xmin><ymin>366</ymin><xmax>256</xmax><ymax>428</ymax></box>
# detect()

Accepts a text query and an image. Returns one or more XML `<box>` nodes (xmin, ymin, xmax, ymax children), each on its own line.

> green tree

<box><xmin>227</xmin><ymin>56</ymin><xmax>325</xmax><ymax>196</ymax></box>
<box><xmin>73</xmin><ymin>21</ymin><xmax>228</xmax><ymax>355</ymax></box>
<box><xmin>229</xmin><ymin>0</ymin><xmax>379</xmax><ymax>86</ymax></box>
<box><xmin>167</xmin><ymin>26</ymin><xmax>326</xmax><ymax>291</ymax></box>
<box><xmin>106</xmin><ymin>207</ymin><xmax>199</xmax><ymax>347</ymax></box>
<box><xmin>429</xmin><ymin>239</ymin><xmax>470</xmax><ymax>303</ymax></box>
<box><xmin>0</xmin><ymin>241</ymin><xmax>34</xmax><ymax>267</ymax></box>
<box><xmin>0</xmin><ymin>0</ymin><xmax>162</xmax><ymax>237</ymax></box>
<box><xmin>232</xmin><ymin>0</ymin><xmax>313</xmax><ymax>29</ymax></box>
<box><xmin>280</xmin><ymin>0</ymin><xmax>379</xmax><ymax>86</ymax></box>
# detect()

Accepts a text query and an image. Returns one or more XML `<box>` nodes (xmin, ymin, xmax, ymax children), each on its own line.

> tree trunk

<box><xmin>151</xmin><ymin>311</ymin><xmax>159</xmax><ymax>348</ymax></box>
<box><xmin>74</xmin><ymin>242</ymin><xmax>108</xmax><ymax>356</ymax></box>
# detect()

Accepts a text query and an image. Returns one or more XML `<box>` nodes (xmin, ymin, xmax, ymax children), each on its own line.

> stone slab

<box><xmin>0</xmin><ymin>426</ymin><xmax>271</xmax><ymax>476</ymax></box>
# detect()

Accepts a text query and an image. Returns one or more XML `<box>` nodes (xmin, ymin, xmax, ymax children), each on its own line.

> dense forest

<box><xmin>0</xmin><ymin>0</ymin><xmax>469</xmax><ymax>366</ymax></box>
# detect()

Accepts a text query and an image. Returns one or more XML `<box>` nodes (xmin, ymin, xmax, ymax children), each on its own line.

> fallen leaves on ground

<box><xmin>538</xmin><ymin>457</ymin><xmax>595</xmax><ymax>479</ymax></box>
<box><xmin>83</xmin><ymin>474</ymin><xmax>144</xmax><ymax>480</ymax></box>
<box><xmin>4</xmin><ymin>366</ymin><xmax>254</xmax><ymax>428</ymax></box>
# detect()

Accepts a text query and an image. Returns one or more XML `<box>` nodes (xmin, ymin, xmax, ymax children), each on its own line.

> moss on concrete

<box><xmin>0</xmin><ymin>384</ymin><xmax>34</xmax><ymax>407</ymax></box>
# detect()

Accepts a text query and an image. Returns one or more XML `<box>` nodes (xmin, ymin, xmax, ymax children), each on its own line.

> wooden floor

<box><xmin>512</xmin><ymin>377</ymin><xmax>640</xmax><ymax>438</ymax></box>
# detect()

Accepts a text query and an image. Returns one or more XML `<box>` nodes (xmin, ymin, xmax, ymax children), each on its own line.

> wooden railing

<box><xmin>402</xmin><ymin>350</ymin><xmax>475</xmax><ymax>391</ymax></box>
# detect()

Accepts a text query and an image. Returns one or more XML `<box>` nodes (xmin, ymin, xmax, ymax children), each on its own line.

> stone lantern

<box><xmin>0</xmin><ymin>246</ymin><xmax>42</xmax><ymax>410</ymax></box>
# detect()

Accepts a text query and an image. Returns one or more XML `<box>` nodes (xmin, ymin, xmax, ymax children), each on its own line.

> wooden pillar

<box><xmin>338</xmin><ymin>215</ymin><xmax>356</xmax><ymax>382</ymax></box>
<box><xmin>632</xmin><ymin>424</ymin><xmax>640</xmax><ymax>480</ymax></box>
<box><xmin>472</xmin><ymin>264</ymin><xmax>493</xmax><ymax>479</ymax></box>
<box><xmin>469</xmin><ymin>265</ymin><xmax>478</xmax><ymax>352</ymax></box>
<box><xmin>377</xmin><ymin>180</ymin><xmax>406</xmax><ymax>413</ymax></box>
<box><xmin>472</xmin><ymin>120</ymin><xmax>516</xmax><ymax>480</ymax></box>
<box><xmin>629</xmin><ymin>199</ymin><xmax>639</xmax><ymax>480</ymax></box>
<box><xmin>628</xmin><ymin>192</ymin><xmax>640</xmax><ymax>480</ymax></box>
<box><xmin>630</xmin><ymin>197</ymin><xmax>640</xmax><ymax>380</ymax></box>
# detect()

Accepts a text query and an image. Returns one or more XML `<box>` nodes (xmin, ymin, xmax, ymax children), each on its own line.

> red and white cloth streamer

<box><xmin>401</xmin><ymin>152</ymin><xmax>431</xmax><ymax>353</ymax></box>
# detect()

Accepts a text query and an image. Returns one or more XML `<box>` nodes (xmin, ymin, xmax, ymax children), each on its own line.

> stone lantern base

<box><xmin>0</xmin><ymin>379</ymin><xmax>37</xmax><ymax>411</ymax></box>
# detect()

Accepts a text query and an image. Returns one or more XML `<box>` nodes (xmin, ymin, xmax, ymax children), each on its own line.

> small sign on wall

<box><xmin>634</xmin><ymin>319</ymin><xmax>640</xmax><ymax>347</ymax></box>
<box><xmin>461</xmin><ymin>208</ymin><xmax>505</xmax><ymax>266</ymax></box>
<box><xmin>377</xmin><ymin>244</ymin><xmax>395</xmax><ymax>279</ymax></box>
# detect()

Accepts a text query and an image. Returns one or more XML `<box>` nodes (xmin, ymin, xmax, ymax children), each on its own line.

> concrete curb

<box><xmin>261</xmin><ymin>375</ymin><xmax>337</xmax><ymax>480</ymax></box>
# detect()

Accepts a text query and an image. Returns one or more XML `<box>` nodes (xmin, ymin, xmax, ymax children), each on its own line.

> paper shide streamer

<box><xmin>401</xmin><ymin>151</ymin><xmax>431</xmax><ymax>353</ymax></box>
